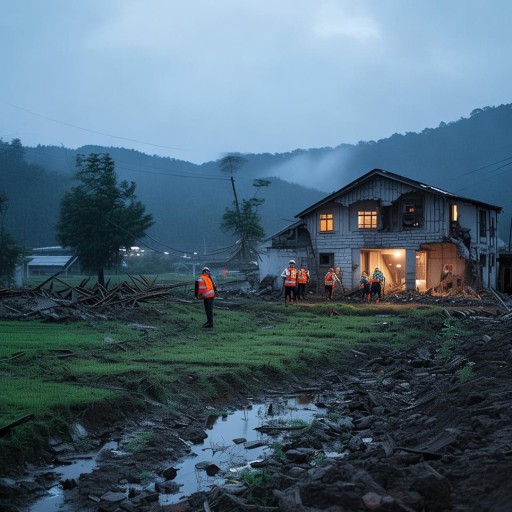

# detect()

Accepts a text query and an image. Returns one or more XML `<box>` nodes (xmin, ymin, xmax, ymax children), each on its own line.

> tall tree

<box><xmin>0</xmin><ymin>192</ymin><xmax>23</xmax><ymax>286</ymax></box>
<box><xmin>219</xmin><ymin>154</ymin><xmax>269</xmax><ymax>261</ymax></box>
<box><xmin>57</xmin><ymin>153</ymin><xmax>154</xmax><ymax>286</ymax></box>
<box><xmin>220</xmin><ymin>178</ymin><xmax>269</xmax><ymax>261</ymax></box>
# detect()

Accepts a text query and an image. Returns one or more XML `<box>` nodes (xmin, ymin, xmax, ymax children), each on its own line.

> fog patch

<box><xmin>266</xmin><ymin>148</ymin><xmax>352</xmax><ymax>192</ymax></box>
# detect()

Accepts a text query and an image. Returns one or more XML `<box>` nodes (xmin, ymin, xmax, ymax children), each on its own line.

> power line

<box><xmin>0</xmin><ymin>99</ymin><xmax>190</xmax><ymax>153</ymax></box>
<box><xmin>106</xmin><ymin>218</ymin><xmax>238</xmax><ymax>257</ymax></box>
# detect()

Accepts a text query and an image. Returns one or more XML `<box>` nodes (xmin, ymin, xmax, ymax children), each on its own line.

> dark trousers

<box><xmin>284</xmin><ymin>286</ymin><xmax>296</xmax><ymax>303</ymax></box>
<box><xmin>203</xmin><ymin>298</ymin><xmax>214</xmax><ymax>325</ymax></box>
<box><xmin>325</xmin><ymin>285</ymin><xmax>334</xmax><ymax>299</ymax></box>
<box><xmin>370</xmin><ymin>282</ymin><xmax>382</xmax><ymax>300</ymax></box>
<box><xmin>361</xmin><ymin>284</ymin><xmax>370</xmax><ymax>300</ymax></box>
<box><xmin>297</xmin><ymin>283</ymin><xmax>307</xmax><ymax>300</ymax></box>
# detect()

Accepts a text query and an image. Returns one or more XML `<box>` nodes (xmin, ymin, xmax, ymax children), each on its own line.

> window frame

<box><xmin>319</xmin><ymin>252</ymin><xmax>334</xmax><ymax>268</ymax></box>
<box><xmin>479</xmin><ymin>210</ymin><xmax>487</xmax><ymax>239</ymax></box>
<box><xmin>357</xmin><ymin>210</ymin><xmax>377</xmax><ymax>229</ymax></box>
<box><xmin>319</xmin><ymin>213</ymin><xmax>334</xmax><ymax>233</ymax></box>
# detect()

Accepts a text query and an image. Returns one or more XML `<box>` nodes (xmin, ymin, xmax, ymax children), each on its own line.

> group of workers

<box><xmin>195</xmin><ymin>262</ymin><xmax>386</xmax><ymax>328</ymax></box>
<box><xmin>280</xmin><ymin>259</ymin><xmax>311</xmax><ymax>305</ymax></box>
<box><xmin>359</xmin><ymin>267</ymin><xmax>386</xmax><ymax>303</ymax></box>
<box><xmin>281</xmin><ymin>259</ymin><xmax>386</xmax><ymax>306</ymax></box>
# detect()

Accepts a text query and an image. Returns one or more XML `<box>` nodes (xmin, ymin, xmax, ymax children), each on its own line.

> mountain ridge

<box><xmin>2</xmin><ymin>103</ymin><xmax>511</xmax><ymax>251</ymax></box>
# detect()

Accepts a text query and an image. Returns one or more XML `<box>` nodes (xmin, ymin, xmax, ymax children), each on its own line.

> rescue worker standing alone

<box><xmin>297</xmin><ymin>265</ymin><xmax>310</xmax><ymax>301</ymax></box>
<box><xmin>370</xmin><ymin>267</ymin><xmax>385</xmax><ymax>303</ymax></box>
<box><xmin>195</xmin><ymin>267</ymin><xmax>216</xmax><ymax>328</ymax></box>
<box><xmin>281</xmin><ymin>260</ymin><xmax>298</xmax><ymax>305</ymax></box>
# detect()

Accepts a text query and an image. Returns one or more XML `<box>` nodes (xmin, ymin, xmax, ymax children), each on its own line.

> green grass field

<box><xmin>0</xmin><ymin>300</ymin><xmax>448</xmax><ymax>431</ymax></box>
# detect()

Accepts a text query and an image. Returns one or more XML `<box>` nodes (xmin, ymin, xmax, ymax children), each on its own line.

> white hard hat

<box><xmin>289</xmin><ymin>259</ymin><xmax>296</xmax><ymax>265</ymax></box>
<box><xmin>202</xmin><ymin>267</ymin><xmax>210</xmax><ymax>272</ymax></box>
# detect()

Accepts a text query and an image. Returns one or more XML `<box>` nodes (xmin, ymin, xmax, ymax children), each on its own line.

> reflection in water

<box><xmin>160</xmin><ymin>395</ymin><xmax>324</xmax><ymax>505</ymax></box>
<box><xmin>29</xmin><ymin>441</ymin><xmax>118</xmax><ymax>512</ymax></box>
<box><xmin>28</xmin><ymin>396</ymin><xmax>324</xmax><ymax>510</ymax></box>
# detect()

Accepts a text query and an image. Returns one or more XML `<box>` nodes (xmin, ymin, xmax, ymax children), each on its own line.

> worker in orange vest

<box><xmin>195</xmin><ymin>267</ymin><xmax>216</xmax><ymax>328</ymax></box>
<box><xmin>297</xmin><ymin>266</ymin><xmax>310</xmax><ymax>301</ymax></box>
<box><xmin>280</xmin><ymin>259</ymin><xmax>298</xmax><ymax>305</ymax></box>
<box><xmin>324</xmin><ymin>267</ymin><xmax>340</xmax><ymax>300</ymax></box>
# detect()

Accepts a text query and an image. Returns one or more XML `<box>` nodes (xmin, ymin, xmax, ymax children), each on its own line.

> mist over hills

<box><xmin>2</xmin><ymin>103</ymin><xmax>511</xmax><ymax>254</ymax></box>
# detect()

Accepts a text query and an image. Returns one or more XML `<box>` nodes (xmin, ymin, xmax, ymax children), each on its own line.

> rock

<box><xmin>98</xmin><ymin>491</ymin><xmax>127</xmax><ymax>512</ymax></box>
<box><xmin>162</xmin><ymin>466</ymin><xmax>178</xmax><ymax>480</ymax></box>
<box><xmin>362</xmin><ymin>491</ymin><xmax>383</xmax><ymax>509</ymax></box>
<box><xmin>284</xmin><ymin>448</ymin><xmax>316</xmax><ymax>463</ymax></box>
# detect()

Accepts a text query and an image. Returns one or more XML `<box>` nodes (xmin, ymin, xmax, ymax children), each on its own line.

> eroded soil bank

<box><xmin>1</xmin><ymin>301</ymin><xmax>512</xmax><ymax>512</ymax></box>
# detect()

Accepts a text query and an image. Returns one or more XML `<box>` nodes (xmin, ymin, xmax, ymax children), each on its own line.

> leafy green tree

<box><xmin>0</xmin><ymin>192</ymin><xmax>23</xmax><ymax>286</ymax></box>
<box><xmin>219</xmin><ymin>155</ymin><xmax>269</xmax><ymax>261</ymax></box>
<box><xmin>57</xmin><ymin>153</ymin><xmax>154</xmax><ymax>286</ymax></box>
<box><xmin>221</xmin><ymin>197</ymin><xmax>265</xmax><ymax>241</ymax></box>
<box><xmin>221</xmin><ymin>178</ymin><xmax>269</xmax><ymax>261</ymax></box>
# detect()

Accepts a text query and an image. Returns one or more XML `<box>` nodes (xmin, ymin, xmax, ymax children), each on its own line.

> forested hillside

<box><xmin>0</xmin><ymin>141</ymin><xmax>325</xmax><ymax>254</ymax></box>
<box><xmin>1</xmin><ymin>103</ymin><xmax>511</xmax><ymax>254</ymax></box>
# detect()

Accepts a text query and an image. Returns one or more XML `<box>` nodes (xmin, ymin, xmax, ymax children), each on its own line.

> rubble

<box><xmin>1</xmin><ymin>280</ymin><xmax>511</xmax><ymax>511</ymax></box>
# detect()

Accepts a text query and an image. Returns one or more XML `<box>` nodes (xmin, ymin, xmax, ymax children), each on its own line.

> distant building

<box><xmin>26</xmin><ymin>247</ymin><xmax>80</xmax><ymax>277</ymax></box>
<box><xmin>259</xmin><ymin>169</ymin><xmax>502</xmax><ymax>292</ymax></box>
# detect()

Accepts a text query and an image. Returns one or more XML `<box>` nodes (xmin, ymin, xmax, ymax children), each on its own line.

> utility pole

<box><xmin>230</xmin><ymin>176</ymin><xmax>245</xmax><ymax>259</ymax></box>
<box><xmin>220</xmin><ymin>155</ymin><xmax>247</xmax><ymax>261</ymax></box>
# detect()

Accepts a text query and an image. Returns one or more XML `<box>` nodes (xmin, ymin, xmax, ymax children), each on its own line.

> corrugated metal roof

<box><xmin>28</xmin><ymin>256</ymin><xmax>74</xmax><ymax>267</ymax></box>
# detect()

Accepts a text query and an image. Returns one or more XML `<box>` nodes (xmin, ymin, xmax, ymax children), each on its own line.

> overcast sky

<box><xmin>0</xmin><ymin>0</ymin><xmax>510</xmax><ymax>165</ymax></box>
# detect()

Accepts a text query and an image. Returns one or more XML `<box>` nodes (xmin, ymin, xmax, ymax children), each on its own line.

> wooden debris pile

<box><xmin>0</xmin><ymin>274</ymin><xmax>190</xmax><ymax>320</ymax></box>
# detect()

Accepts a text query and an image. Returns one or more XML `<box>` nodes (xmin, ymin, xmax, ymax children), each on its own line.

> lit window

<box><xmin>320</xmin><ymin>213</ymin><xmax>333</xmax><ymax>232</ymax></box>
<box><xmin>358</xmin><ymin>211</ymin><xmax>377</xmax><ymax>229</ymax></box>
<box><xmin>450</xmin><ymin>204</ymin><xmax>458</xmax><ymax>222</ymax></box>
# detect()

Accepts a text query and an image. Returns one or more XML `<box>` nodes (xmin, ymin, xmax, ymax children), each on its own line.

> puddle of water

<box><xmin>160</xmin><ymin>395</ymin><xmax>325</xmax><ymax>504</ymax></box>
<box><xmin>26</xmin><ymin>395</ymin><xmax>325</xmax><ymax>510</ymax></box>
<box><xmin>28</xmin><ymin>441</ymin><xmax>118</xmax><ymax>512</ymax></box>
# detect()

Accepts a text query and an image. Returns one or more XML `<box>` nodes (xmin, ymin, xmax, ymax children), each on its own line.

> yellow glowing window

<box><xmin>358</xmin><ymin>211</ymin><xmax>377</xmax><ymax>229</ymax></box>
<box><xmin>450</xmin><ymin>204</ymin><xmax>458</xmax><ymax>222</ymax></box>
<box><xmin>320</xmin><ymin>213</ymin><xmax>333</xmax><ymax>232</ymax></box>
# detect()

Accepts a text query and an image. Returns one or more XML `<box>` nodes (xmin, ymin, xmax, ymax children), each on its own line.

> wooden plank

<box><xmin>0</xmin><ymin>414</ymin><xmax>34</xmax><ymax>438</ymax></box>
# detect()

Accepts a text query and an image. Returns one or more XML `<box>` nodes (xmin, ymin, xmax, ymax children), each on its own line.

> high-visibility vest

<box><xmin>372</xmin><ymin>270</ymin><xmax>385</xmax><ymax>283</ymax></box>
<box><xmin>297</xmin><ymin>269</ymin><xmax>309</xmax><ymax>284</ymax></box>
<box><xmin>284</xmin><ymin>267</ymin><xmax>298</xmax><ymax>287</ymax></box>
<box><xmin>197</xmin><ymin>274</ymin><xmax>215</xmax><ymax>298</ymax></box>
<box><xmin>325</xmin><ymin>272</ymin><xmax>335</xmax><ymax>286</ymax></box>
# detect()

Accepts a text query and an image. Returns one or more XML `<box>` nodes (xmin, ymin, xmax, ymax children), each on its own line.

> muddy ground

<box><xmin>1</xmin><ymin>290</ymin><xmax>512</xmax><ymax>512</ymax></box>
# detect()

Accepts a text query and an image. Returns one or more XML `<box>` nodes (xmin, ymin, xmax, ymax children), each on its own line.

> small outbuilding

<box><xmin>26</xmin><ymin>247</ymin><xmax>80</xmax><ymax>277</ymax></box>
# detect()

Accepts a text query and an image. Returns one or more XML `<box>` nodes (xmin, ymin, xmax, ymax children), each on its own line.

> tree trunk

<box><xmin>97</xmin><ymin>268</ymin><xmax>105</xmax><ymax>287</ymax></box>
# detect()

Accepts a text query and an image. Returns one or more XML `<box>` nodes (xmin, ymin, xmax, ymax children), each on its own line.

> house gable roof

<box><xmin>295</xmin><ymin>168</ymin><xmax>502</xmax><ymax>218</ymax></box>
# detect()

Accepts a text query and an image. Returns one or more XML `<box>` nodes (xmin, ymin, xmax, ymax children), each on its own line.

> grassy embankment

<box><xmin>0</xmin><ymin>284</ymin><xmax>449</xmax><ymax>462</ymax></box>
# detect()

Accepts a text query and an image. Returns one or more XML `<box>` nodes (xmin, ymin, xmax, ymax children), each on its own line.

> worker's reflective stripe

<box><xmin>284</xmin><ymin>267</ymin><xmax>298</xmax><ymax>287</ymax></box>
<box><xmin>297</xmin><ymin>270</ymin><xmax>308</xmax><ymax>284</ymax></box>
<box><xmin>198</xmin><ymin>275</ymin><xmax>215</xmax><ymax>298</ymax></box>
<box><xmin>325</xmin><ymin>273</ymin><xmax>335</xmax><ymax>285</ymax></box>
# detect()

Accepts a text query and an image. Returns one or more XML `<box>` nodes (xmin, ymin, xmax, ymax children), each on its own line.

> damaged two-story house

<box><xmin>258</xmin><ymin>169</ymin><xmax>501</xmax><ymax>293</ymax></box>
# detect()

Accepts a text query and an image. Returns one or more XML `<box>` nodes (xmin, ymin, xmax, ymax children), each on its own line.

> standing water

<box><xmin>161</xmin><ymin>394</ymin><xmax>325</xmax><ymax>504</ymax></box>
<box><xmin>27</xmin><ymin>395</ymin><xmax>324</xmax><ymax>510</ymax></box>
